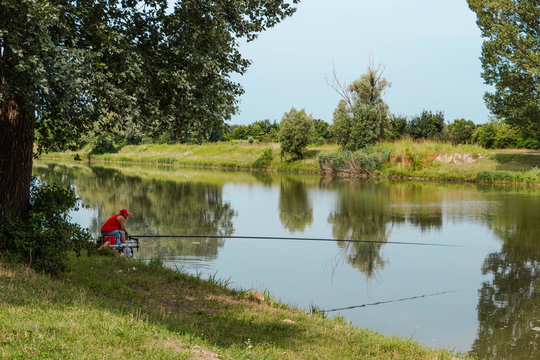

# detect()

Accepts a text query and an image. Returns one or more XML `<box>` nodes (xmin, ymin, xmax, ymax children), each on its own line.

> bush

<box><xmin>0</xmin><ymin>178</ymin><xmax>91</xmax><ymax>275</ymax></box>
<box><xmin>518</xmin><ymin>137</ymin><xmax>540</xmax><ymax>149</ymax></box>
<box><xmin>388</xmin><ymin>115</ymin><xmax>408</xmax><ymax>140</ymax></box>
<box><xmin>472</xmin><ymin>119</ymin><xmax>520</xmax><ymax>149</ymax></box>
<box><xmin>252</xmin><ymin>148</ymin><xmax>274</xmax><ymax>169</ymax></box>
<box><xmin>89</xmin><ymin>134</ymin><xmax>117</xmax><ymax>154</ymax></box>
<box><xmin>319</xmin><ymin>148</ymin><xmax>389</xmax><ymax>176</ymax></box>
<box><xmin>408</xmin><ymin>110</ymin><xmax>445</xmax><ymax>140</ymax></box>
<box><xmin>447</xmin><ymin>118</ymin><xmax>476</xmax><ymax>144</ymax></box>
<box><xmin>278</xmin><ymin>108</ymin><xmax>315</xmax><ymax>159</ymax></box>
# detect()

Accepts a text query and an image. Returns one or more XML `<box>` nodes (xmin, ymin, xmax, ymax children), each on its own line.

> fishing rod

<box><xmin>130</xmin><ymin>234</ymin><xmax>461</xmax><ymax>247</ymax></box>
<box><xmin>321</xmin><ymin>290</ymin><xmax>457</xmax><ymax>313</ymax></box>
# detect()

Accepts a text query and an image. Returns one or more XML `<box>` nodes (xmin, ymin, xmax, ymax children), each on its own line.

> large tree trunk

<box><xmin>0</xmin><ymin>76</ymin><xmax>35</xmax><ymax>220</ymax></box>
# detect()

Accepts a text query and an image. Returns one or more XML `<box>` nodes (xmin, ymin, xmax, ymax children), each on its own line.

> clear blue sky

<box><xmin>229</xmin><ymin>0</ymin><xmax>491</xmax><ymax>126</ymax></box>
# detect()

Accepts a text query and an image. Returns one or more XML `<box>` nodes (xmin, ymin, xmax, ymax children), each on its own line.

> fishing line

<box><xmin>130</xmin><ymin>234</ymin><xmax>461</xmax><ymax>247</ymax></box>
<box><xmin>321</xmin><ymin>290</ymin><xmax>457</xmax><ymax>313</ymax></box>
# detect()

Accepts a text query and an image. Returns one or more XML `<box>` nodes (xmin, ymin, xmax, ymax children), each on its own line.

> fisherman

<box><xmin>101</xmin><ymin>208</ymin><xmax>131</xmax><ymax>244</ymax></box>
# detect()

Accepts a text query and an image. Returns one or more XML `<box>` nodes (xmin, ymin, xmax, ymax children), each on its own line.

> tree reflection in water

<box><xmin>327</xmin><ymin>181</ymin><xmax>391</xmax><ymax>278</ymax></box>
<box><xmin>279</xmin><ymin>177</ymin><xmax>313</xmax><ymax>232</ymax></box>
<box><xmin>471</xmin><ymin>194</ymin><xmax>540</xmax><ymax>360</ymax></box>
<box><xmin>33</xmin><ymin>163</ymin><xmax>236</xmax><ymax>260</ymax></box>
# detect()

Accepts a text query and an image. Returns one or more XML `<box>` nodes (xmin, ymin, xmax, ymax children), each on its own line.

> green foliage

<box><xmin>228</xmin><ymin>120</ymin><xmax>279</xmax><ymax>142</ymax></box>
<box><xmin>314</xmin><ymin>119</ymin><xmax>332</xmax><ymax>143</ymax></box>
<box><xmin>251</xmin><ymin>148</ymin><xmax>274</xmax><ymax>169</ymax></box>
<box><xmin>0</xmin><ymin>0</ymin><xmax>299</xmax><ymax>230</ymax></box>
<box><xmin>447</xmin><ymin>118</ymin><xmax>477</xmax><ymax>144</ymax></box>
<box><xmin>388</xmin><ymin>115</ymin><xmax>408</xmax><ymax>140</ymax></box>
<box><xmin>517</xmin><ymin>137</ymin><xmax>540</xmax><ymax>150</ymax></box>
<box><xmin>89</xmin><ymin>134</ymin><xmax>118</xmax><ymax>155</ymax></box>
<box><xmin>468</xmin><ymin>0</ymin><xmax>540</xmax><ymax>140</ymax></box>
<box><xmin>278</xmin><ymin>108</ymin><xmax>315</xmax><ymax>159</ymax></box>
<box><xmin>333</xmin><ymin>101</ymin><xmax>388</xmax><ymax>151</ymax></box>
<box><xmin>0</xmin><ymin>0</ymin><xmax>299</xmax><ymax>148</ymax></box>
<box><xmin>331</xmin><ymin>64</ymin><xmax>391</xmax><ymax>150</ymax></box>
<box><xmin>0</xmin><ymin>178</ymin><xmax>91</xmax><ymax>275</ymax></box>
<box><xmin>408</xmin><ymin>111</ymin><xmax>445</xmax><ymax>140</ymax></box>
<box><xmin>319</xmin><ymin>148</ymin><xmax>390</xmax><ymax>176</ymax></box>
<box><xmin>472</xmin><ymin>119</ymin><xmax>521</xmax><ymax>149</ymax></box>
<box><xmin>476</xmin><ymin>170</ymin><xmax>521</xmax><ymax>183</ymax></box>
<box><xmin>157</xmin><ymin>132</ymin><xmax>177</xmax><ymax>145</ymax></box>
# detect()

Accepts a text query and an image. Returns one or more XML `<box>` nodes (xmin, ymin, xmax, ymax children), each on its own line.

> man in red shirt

<box><xmin>101</xmin><ymin>209</ymin><xmax>132</xmax><ymax>243</ymax></box>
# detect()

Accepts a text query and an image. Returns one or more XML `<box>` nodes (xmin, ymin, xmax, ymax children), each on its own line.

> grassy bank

<box><xmin>46</xmin><ymin>142</ymin><xmax>329</xmax><ymax>173</ymax></box>
<box><xmin>42</xmin><ymin>139</ymin><xmax>540</xmax><ymax>185</ymax></box>
<box><xmin>0</xmin><ymin>254</ymin><xmax>469</xmax><ymax>360</ymax></box>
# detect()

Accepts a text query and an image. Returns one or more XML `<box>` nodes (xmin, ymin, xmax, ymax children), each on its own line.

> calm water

<box><xmin>33</xmin><ymin>161</ymin><xmax>540</xmax><ymax>359</ymax></box>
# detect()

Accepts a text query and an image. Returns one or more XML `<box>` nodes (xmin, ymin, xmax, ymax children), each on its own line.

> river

<box><xmin>33</xmin><ymin>160</ymin><xmax>540</xmax><ymax>359</ymax></box>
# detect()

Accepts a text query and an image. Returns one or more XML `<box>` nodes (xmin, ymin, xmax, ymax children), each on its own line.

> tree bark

<box><xmin>0</xmin><ymin>75</ymin><xmax>35</xmax><ymax>220</ymax></box>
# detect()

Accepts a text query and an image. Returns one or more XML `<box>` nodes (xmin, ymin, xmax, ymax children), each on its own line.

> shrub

<box><xmin>314</xmin><ymin>119</ymin><xmax>332</xmax><ymax>142</ymax></box>
<box><xmin>388</xmin><ymin>115</ymin><xmax>408</xmax><ymax>140</ymax></box>
<box><xmin>0</xmin><ymin>178</ymin><xmax>91</xmax><ymax>275</ymax></box>
<box><xmin>408</xmin><ymin>110</ymin><xmax>445</xmax><ymax>140</ymax></box>
<box><xmin>518</xmin><ymin>137</ymin><xmax>540</xmax><ymax>149</ymax></box>
<box><xmin>447</xmin><ymin>118</ymin><xmax>476</xmax><ymax>144</ymax></box>
<box><xmin>472</xmin><ymin>119</ymin><xmax>520</xmax><ymax>149</ymax></box>
<box><xmin>89</xmin><ymin>134</ymin><xmax>117</xmax><ymax>154</ymax></box>
<box><xmin>319</xmin><ymin>148</ymin><xmax>389</xmax><ymax>176</ymax></box>
<box><xmin>278</xmin><ymin>108</ymin><xmax>315</xmax><ymax>159</ymax></box>
<box><xmin>252</xmin><ymin>148</ymin><xmax>274</xmax><ymax>169</ymax></box>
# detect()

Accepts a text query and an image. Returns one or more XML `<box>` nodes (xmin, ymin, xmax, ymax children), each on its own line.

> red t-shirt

<box><xmin>101</xmin><ymin>214</ymin><xmax>123</xmax><ymax>233</ymax></box>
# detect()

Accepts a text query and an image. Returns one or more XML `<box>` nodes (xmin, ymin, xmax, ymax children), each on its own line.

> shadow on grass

<box><xmin>282</xmin><ymin>149</ymin><xmax>320</xmax><ymax>163</ymax></box>
<box><xmin>493</xmin><ymin>153</ymin><xmax>540</xmax><ymax>171</ymax></box>
<box><xmin>63</xmin><ymin>254</ymin><xmax>304</xmax><ymax>351</ymax></box>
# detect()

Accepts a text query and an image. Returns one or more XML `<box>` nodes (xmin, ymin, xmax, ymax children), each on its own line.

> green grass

<box><xmin>0</xmin><ymin>254</ymin><xmax>470</xmax><ymax>360</ymax></box>
<box><xmin>42</xmin><ymin>140</ymin><xmax>540</xmax><ymax>185</ymax></box>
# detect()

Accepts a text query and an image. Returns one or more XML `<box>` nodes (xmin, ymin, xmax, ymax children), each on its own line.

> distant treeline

<box><xmin>82</xmin><ymin>110</ymin><xmax>539</xmax><ymax>155</ymax></box>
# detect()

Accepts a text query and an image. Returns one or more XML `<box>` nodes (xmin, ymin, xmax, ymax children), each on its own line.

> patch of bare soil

<box><xmin>433</xmin><ymin>153</ymin><xmax>484</xmax><ymax>164</ymax></box>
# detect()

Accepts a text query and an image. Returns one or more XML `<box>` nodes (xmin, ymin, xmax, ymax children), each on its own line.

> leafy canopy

<box><xmin>0</xmin><ymin>0</ymin><xmax>299</xmax><ymax>149</ymax></box>
<box><xmin>467</xmin><ymin>0</ymin><xmax>540</xmax><ymax>138</ymax></box>
<box><xmin>278</xmin><ymin>107</ymin><xmax>315</xmax><ymax>159</ymax></box>
<box><xmin>330</xmin><ymin>64</ymin><xmax>391</xmax><ymax>150</ymax></box>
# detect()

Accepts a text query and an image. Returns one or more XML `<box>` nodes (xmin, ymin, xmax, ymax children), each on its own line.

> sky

<box><xmin>229</xmin><ymin>0</ymin><xmax>492</xmax><ymax>126</ymax></box>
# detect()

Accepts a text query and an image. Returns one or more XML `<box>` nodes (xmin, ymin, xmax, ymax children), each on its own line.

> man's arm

<box><xmin>117</xmin><ymin>215</ymin><xmax>127</xmax><ymax>234</ymax></box>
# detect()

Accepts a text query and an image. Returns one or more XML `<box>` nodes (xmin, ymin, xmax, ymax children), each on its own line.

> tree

<box><xmin>387</xmin><ymin>115</ymin><xmax>408</xmax><ymax>140</ymax></box>
<box><xmin>447</xmin><ymin>118</ymin><xmax>477</xmax><ymax>144</ymax></box>
<box><xmin>0</xmin><ymin>0</ymin><xmax>298</xmax><ymax>219</ymax></box>
<box><xmin>330</xmin><ymin>63</ymin><xmax>391</xmax><ymax>150</ymax></box>
<box><xmin>467</xmin><ymin>0</ymin><xmax>540</xmax><ymax>139</ymax></box>
<box><xmin>278</xmin><ymin>107</ymin><xmax>315</xmax><ymax>159</ymax></box>
<box><xmin>472</xmin><ymin>118</ymin><xmax>521</xmax><ymax>149</ymax></box>
<box><xmin>408</xmin><ymin>110</ymin><xmax>445</xmax><ymax>140</ymax></box>
<box><xmin>314</xmin><ymin>119</ymin><xmax>331</xmax><ymax>142</ymax></box>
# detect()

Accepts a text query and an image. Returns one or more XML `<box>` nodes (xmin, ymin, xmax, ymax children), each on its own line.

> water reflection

<box><xmin>327</xmin><ymin>181</ymin><xmax>391</xmax><ymax>278</ymax></box>
<box><xmin>471</xmin><ymin>195</ymin><xmax>540</xmax><ymax>360</ymax></box>
<box><xmin>33</xmin><ymin>161</ymin><xmax>540</xmax><ymax>359</ymax></box>
<box><xmin>279</xmin><ymin>177</ymin><xmax>313</xmax><ymax>232</ymax></box>
<box><xmin>33</xmin><ymin>163</ymin><xmax>236</xmax><ymax>260</ymax></box>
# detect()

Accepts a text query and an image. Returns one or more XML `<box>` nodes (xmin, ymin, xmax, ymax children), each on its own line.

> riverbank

<box><xmin>0</xmin><ymin>253</ymin><xmax>469</xmax><ymax>359</ymax></box>
<box><xmin>42</xmin><ymin>139</ymin><xmax>540</xmax><ymax>185</ymax></box>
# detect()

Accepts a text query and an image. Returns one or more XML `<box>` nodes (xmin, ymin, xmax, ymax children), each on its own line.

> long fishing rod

<box><xmin>321</xmin><ymin>290</ymin><xmax>457</xmax><ymax>313</ymax></box>
<box><xmin>130</xmin><ymin>234</ymin><xmax>461</xmax><ymax>247</ymax></box>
